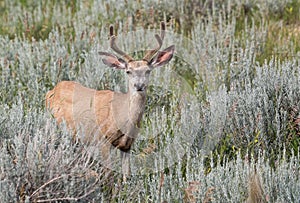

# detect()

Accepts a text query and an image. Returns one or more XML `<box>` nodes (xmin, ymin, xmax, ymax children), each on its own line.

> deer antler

<box><xmin>143</xmin><ymin>21</ymin><xmax>166</xmax><ymax>62</ymax></box>
<box><xmin>110</xmin><ymin>25</ymin><xmax>134</xmax><ymax>62</ymax></box>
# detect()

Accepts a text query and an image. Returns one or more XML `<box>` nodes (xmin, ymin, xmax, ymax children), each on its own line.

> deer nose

<box><xmin>134</xmin><ymin>83</ymin><xmax>146</xmax><ymax>91</ymax></box>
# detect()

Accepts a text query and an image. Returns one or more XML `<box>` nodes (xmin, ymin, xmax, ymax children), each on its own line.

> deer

<box><xmin>45</xmin><ymin>22</ymin><xmax>175</xmax><ymax>181</ymax></box>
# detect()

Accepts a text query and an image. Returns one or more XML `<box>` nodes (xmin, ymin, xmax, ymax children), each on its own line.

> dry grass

<box><xmin>183</xmin><ymin>181</ymin><xmax>201</xmax><ymax>203</ymax></box>
<box><xmin>203</xmin><ymin>187</ymin><xmax>215</xmax><ymax>203</ymax></box>
<box><xmin>246</xmin><ymin>172</ymin><xmax>266</xmax><ymax>203</ymax></box>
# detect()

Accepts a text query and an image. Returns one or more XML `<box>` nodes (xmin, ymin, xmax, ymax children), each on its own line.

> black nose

<box><xmin>134</xmin><ymin>84</ymin><xmax>146</xmax><ymax>91</ymax></box>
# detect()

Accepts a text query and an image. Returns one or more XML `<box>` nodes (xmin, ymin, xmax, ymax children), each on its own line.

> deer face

<box><xmin>126</xmin><ymin>61</ymin><xmax>151</xmax><ymax>93</ymax></box>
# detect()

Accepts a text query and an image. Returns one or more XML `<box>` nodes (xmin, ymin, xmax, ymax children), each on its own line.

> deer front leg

<box><xmin>100</xmin><ymin>140</ymin><xmax>114</xmax><ymax>182</ymax></box>
<box><xmin>121</xmin><ymin>151</ymin><xmax>130</xmax><ymax>182</ymax></box>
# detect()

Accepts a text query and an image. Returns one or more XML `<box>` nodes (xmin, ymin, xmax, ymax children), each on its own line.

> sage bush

<box><xmin>0</xmin><ymin>0</ymin><xmax>299</xmax><ymax>202</ymax></box>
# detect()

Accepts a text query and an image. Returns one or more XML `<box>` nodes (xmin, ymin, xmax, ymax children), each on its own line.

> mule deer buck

<box><xmin>45</xmin><ymin>22</ymin><xmax>175</xmax><ymax>181</ymax></box>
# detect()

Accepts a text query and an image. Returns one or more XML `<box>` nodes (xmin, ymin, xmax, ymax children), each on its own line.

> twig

<box><xmin>36</xmin><ymin>188</ymin><xmax>96</xmax><ymax>203</ymax></box>
<box><xmin>30</xmin><ymin>175</ymin><xmax>64</xmax><ymax>198</ymax></box>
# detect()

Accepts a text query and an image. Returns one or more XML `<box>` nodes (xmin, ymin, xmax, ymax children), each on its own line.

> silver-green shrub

<box><xmin>0</xmin><ymin>0</ymin><xmax>299</xmax><ymax>202</ymax></box>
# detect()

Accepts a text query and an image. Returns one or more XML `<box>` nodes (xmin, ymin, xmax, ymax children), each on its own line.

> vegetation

<box><xmin>0</xmin><ymin>0</ymin><xmax>299</xmax><ymax>202</ymax></box>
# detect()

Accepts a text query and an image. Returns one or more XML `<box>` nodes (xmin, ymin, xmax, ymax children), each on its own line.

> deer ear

<box><xmin>150</xmin><ymin>45</ymin><xmax>175</xmax><ymax>68</ymax></box>
<box><xmin>99</xmin><ymin>52</ymin><xmax>127</xmax><ymax>69</ymax></box>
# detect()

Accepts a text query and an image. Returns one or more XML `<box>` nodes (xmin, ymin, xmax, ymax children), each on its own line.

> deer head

<box><xmin>99</xmin><ymin>22</ymin><xmax>175</xmax><ymax>95</ymax></box>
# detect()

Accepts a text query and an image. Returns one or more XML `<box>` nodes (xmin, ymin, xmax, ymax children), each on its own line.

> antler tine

<box><xmin>160</xmin><ymin>21</ymin><xmax>165</xmax><ymax>41</ymax></box>
<box><xmin>143</xmin><ymin>34</ymin><xmax>162</xmax><ymax>61</ymax></box>
<box><xmin>109</xmin><ymin>25</ymin><xmax>114</xmax><ymax>37</ymax></box>
<box><xmin>143</xmin><ymin>21</ymin><xmax>165</xmax><ymax>62</ymax></box>
<box><xmin>109</xmin><ymin>25</ymin><xmax>134</xmax><ymax>62</ymax></box>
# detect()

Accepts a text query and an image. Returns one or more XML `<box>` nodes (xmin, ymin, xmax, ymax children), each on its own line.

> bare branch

<box><xmin>30</xmin><ymin>175</ymin><xmax>64</xmax><ymax>198</ymax></box>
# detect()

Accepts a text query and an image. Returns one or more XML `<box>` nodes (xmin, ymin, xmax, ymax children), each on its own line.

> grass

<box><xmin>233</xmin><ymin>0</ymin><xmax>300</xmax><ymax>64</ymax></box>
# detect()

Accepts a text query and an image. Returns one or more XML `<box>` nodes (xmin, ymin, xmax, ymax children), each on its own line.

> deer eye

<box><xmin>126</xmin><ymin>70</ymin><xmax>132</xmax><ymax>74</ymax></box>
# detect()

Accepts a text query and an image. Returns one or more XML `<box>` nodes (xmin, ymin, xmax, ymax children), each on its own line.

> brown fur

<box><xmin>45</xmin><ymin>23</ymin><xmax>175</xmax><ymax>181</ymax></box>
<box><xmin>45</xmin><ymin>81</ymin><xmax>138</xmax><ymax>150</ymax></box>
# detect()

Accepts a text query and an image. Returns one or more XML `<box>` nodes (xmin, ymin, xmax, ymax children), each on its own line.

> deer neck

<box><xmin>127</xmin><ymin>91</ymin><xmax>146</xmax><ymax>126</ymax></box>
<box><xmin>112</xmin><ymin>91</ymin><xmax>146</xmax><ymax>133</ymax></box>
